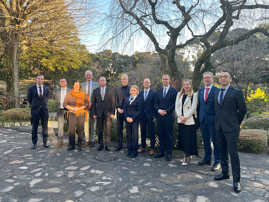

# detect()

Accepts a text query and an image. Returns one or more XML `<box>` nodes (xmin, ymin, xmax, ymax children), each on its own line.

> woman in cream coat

<box><xmin>175</xmin><ymin>79</ymin><xmax>198</xmax><ymax>165</ymax></box>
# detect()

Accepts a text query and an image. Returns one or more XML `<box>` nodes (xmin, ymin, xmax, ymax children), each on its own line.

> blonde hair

<box><xmin>130</xmin><ymin>85</ymin><xmax>139</xmax><ymax>93</ymax></box>
<box><xmin>178</xmin><ymin>79</ymin><xmax>193</xmax><ymax>98</ymax></box>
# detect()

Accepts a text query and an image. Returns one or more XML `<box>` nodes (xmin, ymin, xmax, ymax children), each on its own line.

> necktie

<box><xmin>39</xmin><ymin>86</ymin><xmax>43</xmax><ymax>98</ymax></box>
<box><xmin>204</xmin><ymin>87</ymin><xmax>210</xmax><ymax>102</ymax></box>
<box><xmin>129</xmin><ymin>96</ymin><xmax>134</xmax><ymax>103</ymax></box>
<box><xmin>219</xmin><ymin>89</ymin><xmax>225</xmax><ymax>105</ymax></box>
<box><xmin>88</xmin><ymin>81</ymin><xmax>91</xmax><ymax>96</ymax></box>
<box><xmin>144</xmin><ymin>90</ymin><xmax>148</xmax><ymax>100</ymax></box>
<box><xmin>101</xmin><ymin>88</ymin><xmax>105</xmax><ymax>101</ymax></box>
<box><xmin>163</xmin><ymin>88</ymin><xmax>167</xmax><ymax>97</ymax></box>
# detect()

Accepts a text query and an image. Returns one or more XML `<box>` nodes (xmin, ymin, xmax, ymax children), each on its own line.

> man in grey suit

<box><xmin>214</xmin><ymin>72</ymin><xmax>246</xmax><ymax>193</ymax></box>
<box><xmin>55</xmin><ymin>78</ymin><xmax>70</xmax><ymax>148</ymax></box>
<box><xmin>81</xmin><ymin>70</ymin><xmax>99</xmax><ymax>147</ymax></box>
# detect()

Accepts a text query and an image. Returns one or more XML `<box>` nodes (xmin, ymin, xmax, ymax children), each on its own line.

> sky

<box><xmin>75</xmin><ymin>0</ymin><xmax>269</xmax><ymax>56</ymax></box>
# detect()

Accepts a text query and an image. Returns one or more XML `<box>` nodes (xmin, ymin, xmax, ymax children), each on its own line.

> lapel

<box><xmin>208</xmin><ymin>86</ymin><xmax>215</xmax><ymax>99</ymax></box>
<box><xmin>200</xmin><ymin>88</ymin><xmax>205</xmax><ymax>104</ymax></box>
<box><xmin>222</xmin><ymin>86</ymin><xmax>232</xmax><ymax>105</ymax></box>
<box><xmin>183</xmin><ymin>95</ymin><xmax>191</xmax><ymax>107</ymax></box>
<box><xmin>103</xmin><ymin>86</ymin><xmax>108</xmax><ymax>101</ymax></box>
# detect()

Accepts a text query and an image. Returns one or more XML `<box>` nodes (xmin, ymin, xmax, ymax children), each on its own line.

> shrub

<box><xmin>242</xmin><ymin>115</ymin><xmax>269</xmax><ymax>131</ymax></box>
<box><xmin>239</xmin><ymin>129</ymin><xmax>268</xmax><ymax>154</ymax></box>
<box><xmin>0</xmin><ymin>108</ymin><xmax>31</xmax><ymax>122</ymax></box>
<box><xmin>48</xmin><ymin>99</ymin><xmax>57</xmax><ymax>113</ymax></box>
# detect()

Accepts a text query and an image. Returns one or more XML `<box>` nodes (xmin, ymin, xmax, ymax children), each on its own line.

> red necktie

<box><xmin>204</xmin><ymin>87</ymin><xmax>210</xmax><ymax>102</ymax></box>
<box><xmin>39</xmin><ymin>86</ymin><xmax>43</xmax><ymax>98</ymax></box>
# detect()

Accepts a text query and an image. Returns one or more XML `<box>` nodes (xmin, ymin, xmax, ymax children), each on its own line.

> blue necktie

<box><xmin>219</xmin><ymin>89</ymin><xmax>225</xmax><ymax>105</ymax></box>
<box><xmin>163</xmin><ymin>88</ymin><xmax>167</xmax><ymax>97</ymax></box>
<box><xmin>144</xmin><ymin>90</ymin><xmax>148</xmax><ymax>100</ymax></box>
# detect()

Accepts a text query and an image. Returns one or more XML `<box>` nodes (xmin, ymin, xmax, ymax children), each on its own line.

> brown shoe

<box><xmin>148</xmin><ymin>149</ymin><xmax>155</xmax><ymax>156</ymax></box>
<box><xmin>56</xmin><ymin>140</ymin><xmax>64</xmax><ymax>148</ymax></box>
<box><xmin>138</xmin><ymin>147</ymin><xmax>146</xmax><ymax>153</ymax></box>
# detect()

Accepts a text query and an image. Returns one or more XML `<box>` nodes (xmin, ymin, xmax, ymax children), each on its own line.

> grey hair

<box><xmin>121</xmin><ymin>73</ymin><xmax>128</xmax><ymax>79</ymax></box>
<box><xmin>84</xmin><ymin>70</ymin><xmax>93</xmax><ymax>76</ymax></box>
<box><xmin>203</xmin><ymin>72</ymin><xmax>214</xmax><ymax>78</ymax></box>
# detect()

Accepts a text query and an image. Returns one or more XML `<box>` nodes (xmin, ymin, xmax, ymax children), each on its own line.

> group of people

<box><xmin>27</xmin><ymin>70</ymin><xmax>246</xmax><ymax>193</ymax></box>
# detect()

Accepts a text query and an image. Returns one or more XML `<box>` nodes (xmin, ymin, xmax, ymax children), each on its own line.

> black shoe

<box><xmin>43</xmin><ymin>144</ymin><xmax>49</xmax><ymax>148</ymax></box>
<box><xmin>154</xmin><ymin>153</ymin><xmax>164</xmax><ymax>158</ymax></box>
<box><xmin>211</xmin><ymin>163</ymin><xmax>221</xmax><ymax>171</ymax></box>
<box><xmin>67</xmin><ymin>146</ymin><xmax>75</xmax><ymax>151</ymax></box>
<box><xmin>31</xmin><ymin>144</ymin><xmax>37</xmax><ymax>150</ymax></box>
<box><xmin>198</xmin><ymin>159</ymin><xmax>211</xmax><ymax>166</ymax></box>
<box><xmin>131</xmin><ymin>153</ymin><xmax>137</xmax><ymax>158</ymax></box>
<box><xmin>89</xmin><ymin>142</ymin><xmax>95</xmax><ymax>148</ymax></box>
<box><xmin>233</xmin><ymin>182</ymin><xmax>241</xmax><ymax>193</ymax></box>
<box><xmin>214</xmin><ymin>173</ymin><xmax>230</xmax><ymax>181</ymax></box>
<box><xmin>127</xmin><ymin>152</ymin><xmax>132</xmax><ymax>158</ymax></box>
<box><xmin>165</xmin><ymin>154</ymin><xmax>172</xmax><ymax>161</ymax></box>
<box><xmin>115</xmin><ymin>146</ymin><xmax>122</xmax><ymax>151</ymax></box>
<box><xmin>105</xmin><ymin>146</ymin><xmax>110</xmax><ymax>151</ymax></box>
<box><xmin>77</xmin><ymin>146</ymin><xmax>82</xmax><ymax>151</ymax></box>
<box><xmin>98</xmin><ymin>145</ymin><xmax>104</xmax><ymax>151</ymax></box>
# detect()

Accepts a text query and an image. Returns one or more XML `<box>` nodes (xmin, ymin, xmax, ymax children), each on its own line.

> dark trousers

<box><xmin>157</xmin><ymin>115</ymin><xmax>174</xmax><ymax>155</ymax></box>
<box><xmin>68</xmin><ymin>113</ymin><xmax>85</xmax><ymax>148</ymax></box>
<box><xmin>216</xmin><ymin>127</ymin><xmax>240</xmax><ymax>182</ymax></box>
<box><xmin>126</xmin><ymin>121</ymin><xmax>139</xmax><ymax>154</ymax></box>
<box><xmin>200</xmin><ymin>121</ymin><xmax>220</xmax><ymax>163</ymax></box>
<box><xmin>97</xmin><ymin>113</ymin><xmax>112</xmax><ymax>146</ymax></box>
<box><xmin>31</xmin><ymin>108</ymin><xmax>48</xmax><ymax>145</ymax></box>
<box><xmin>140</xmin><ymin>117</ymin><xmax>155</xmax><ymax>149</ymax></box>
<box><xmin>116</xmin><ymin>113</ymin><xmax>125</xmax><ymax>147</ymax></box>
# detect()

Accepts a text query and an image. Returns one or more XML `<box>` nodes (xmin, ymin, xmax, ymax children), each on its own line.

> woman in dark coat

<box><xmin>123</xmin><ymin>85</ymin><xmax>142</xmax><ymax>158</ymax></box>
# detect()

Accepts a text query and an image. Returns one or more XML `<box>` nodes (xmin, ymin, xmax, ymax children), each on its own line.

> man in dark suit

<box><xmin>198</xmin><ymin>72</ymin><xmax>220</xmax><ymax>171</ymax></box>
<box><xmin>214</xmin><ymin>72</ymin><xmax>246</xmax><ymax>193</ymax></box>
<box><xmin>27</xmin><ymin>75</ymin><xmax>50</xmax><ymax>150</ymax></box>
<box><xmin>92</xmin><ymin>76</ymin><xmax>115</xmax><ymax>151</ymax></box>
<box><xmin>138</xmin><ymin>78</ymin><xmax>156</xmax><ymax>155</ymax></box>
<box><xmin>154</xmin><ymin>74</ymin><xmax>177</xmax><ymax>161</ymax></box>
<box><xmin>115</xmin><ymin>73</ymin><xmax>130</xmax><ymax>151</ymax></box>
<box><xmin>55</xmin><ymin>78</ymin><xmax>70</xmax><ymax>148</ymax></box>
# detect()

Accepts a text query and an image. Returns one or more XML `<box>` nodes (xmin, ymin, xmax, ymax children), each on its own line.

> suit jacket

<box><xmin>81</xmin><ymin>80</ymin><xmax>99</xmax><ymax>101</ymax></box>
<box><xmin>27</xmin><ymin>84</ymin><xmax>49</xmax><ymax>113</ymax></box>
<box><xmin>92</xmin><ymin>86</ymin><xmax>115</xmax><ymax>118</ymax></box>
<box><xmin>175</xmin><ymin>92</ymin><xmax>198</xmax><ymax>125</ymax></box>
<box><xmin>215</xmin><ymin>86</ymin><xmax>247</xmax><ymax>133</ymax></box>
<box><xmin>198</xmin><ymin>86</ymin><xmax>218</xmax><ymax>124</ymax></box>
<box><xmin>115</xmin><ymin>85</ymin><xmax>130</xmax><ymax>109</ymax></box>
<box><xmin>139</xmin><ymin>89</ymin><xmax>156</xmax><ymax>119</ymax></box>
<box><xmin>55</xmin><ymin>87</ymin><xmax>71</xmax><ymax>112</ymax></box>
<box><xmin>154</xmin><ymin>86</ymin><xmax>177</xmax><ymax>118</ymax></box>
<box><xmin>123</xmin><ymin>95</ymin><xmax>143</xmax><ymax>122</ymax></box>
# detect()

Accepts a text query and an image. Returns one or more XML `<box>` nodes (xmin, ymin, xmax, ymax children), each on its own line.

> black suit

<box><xmin>123</xmin><ymin>95</ymin><xmax>143</xmax><ymax>155</ymax></box>
<box><xmin>215</xmin><ymin>86</ymin><xmax>246</xmax><ymax>182</ymax></box>
<box><xmin>92</xmin><ymin>86</ymin><xmax>115</xmax><ymax>146</ymax></box>
<box><xmin>27</xmin><ymin>84</ymin><xmax>49</xmax><ymax>146</ymax></box>
<box><xmin>139</xmin><ymin>89</ymin><xmax>156</xmax><ymax>149</ymax></box>
<box><xmin>154</xmin><ymin>86</ymin><xmax>177</xmax><ymax>156</ymax></box>
<box><xmin>115</xmin><ymin>85</ymin><xmax>130</xmax><ymax>148</ymax></box>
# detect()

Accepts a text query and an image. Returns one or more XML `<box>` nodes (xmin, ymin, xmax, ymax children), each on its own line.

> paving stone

<box><xmin>0</xmin><ymin>127</ymin><xmax>268</xmax><ymax>202</ymax></box>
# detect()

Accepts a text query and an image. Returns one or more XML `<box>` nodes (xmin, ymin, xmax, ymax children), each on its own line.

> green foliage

<box><xmin>238</xmin><ymin>139</ymin><xmax>267</xmax><ymax>154</ymax></box>
<box><xmin>47</xmin><ymin>99</ymin><xmax>58</xmax><ymax>113</ymax></box>
<box><xmin>0</xmin><ymin>108</ymin><xmax>31</xmax><ymax>122</ymax></box>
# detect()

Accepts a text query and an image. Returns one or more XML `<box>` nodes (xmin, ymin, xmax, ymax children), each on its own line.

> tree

<box><xmin>101</xmin><ymin>0</ymin><xmax>269</xmax><ymax>89</ymax></box>
<box><xmin>0</xmin><ymin>0</ymin><xmax>79</xmax><ymax>106</ymax></box>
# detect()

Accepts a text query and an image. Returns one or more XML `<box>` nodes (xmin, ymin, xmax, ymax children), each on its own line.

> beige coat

<box><xmin>175</xmin><ymin>92</ymin><xmax>198</xmax><ymax>125</ymax></box>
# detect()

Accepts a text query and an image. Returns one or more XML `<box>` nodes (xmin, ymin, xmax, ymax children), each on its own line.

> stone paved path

<box><xmin>0</xmin><ymin>128</ymin><xmax>269</xmax><ymax>202</ymax></box>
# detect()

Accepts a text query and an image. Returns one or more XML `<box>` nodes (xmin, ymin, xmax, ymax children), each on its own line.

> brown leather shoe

<box><xmin>138</xmin><ymin>147</ymin><xmax>146</xmax><ymax>153</ymax></box>
<box><xmin>56</xmin><ymin>141</ymin><xmax>64</xmax><ymax>148</ymax></box>
<box><xmin>148</xmin><ymin>149</ymin><xmax>155</xmax><ymax>155</ymax></box>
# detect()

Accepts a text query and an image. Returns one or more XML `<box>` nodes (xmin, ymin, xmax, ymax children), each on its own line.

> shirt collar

<box><xmin>221</xmin><ymin>84</ymin><xmax>230</xmax><ymax>91</ymax></box>
<box><xmin>205</xmin><ymin>84</ymin><xmax>213</xmax><ymax>89</ymax></box>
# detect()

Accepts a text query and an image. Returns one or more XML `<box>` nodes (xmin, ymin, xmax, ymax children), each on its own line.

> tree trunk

<box><xmin>7</xmin><ymin>34</ymin><xmax>20</xmax><ymax>108</ymax></box>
